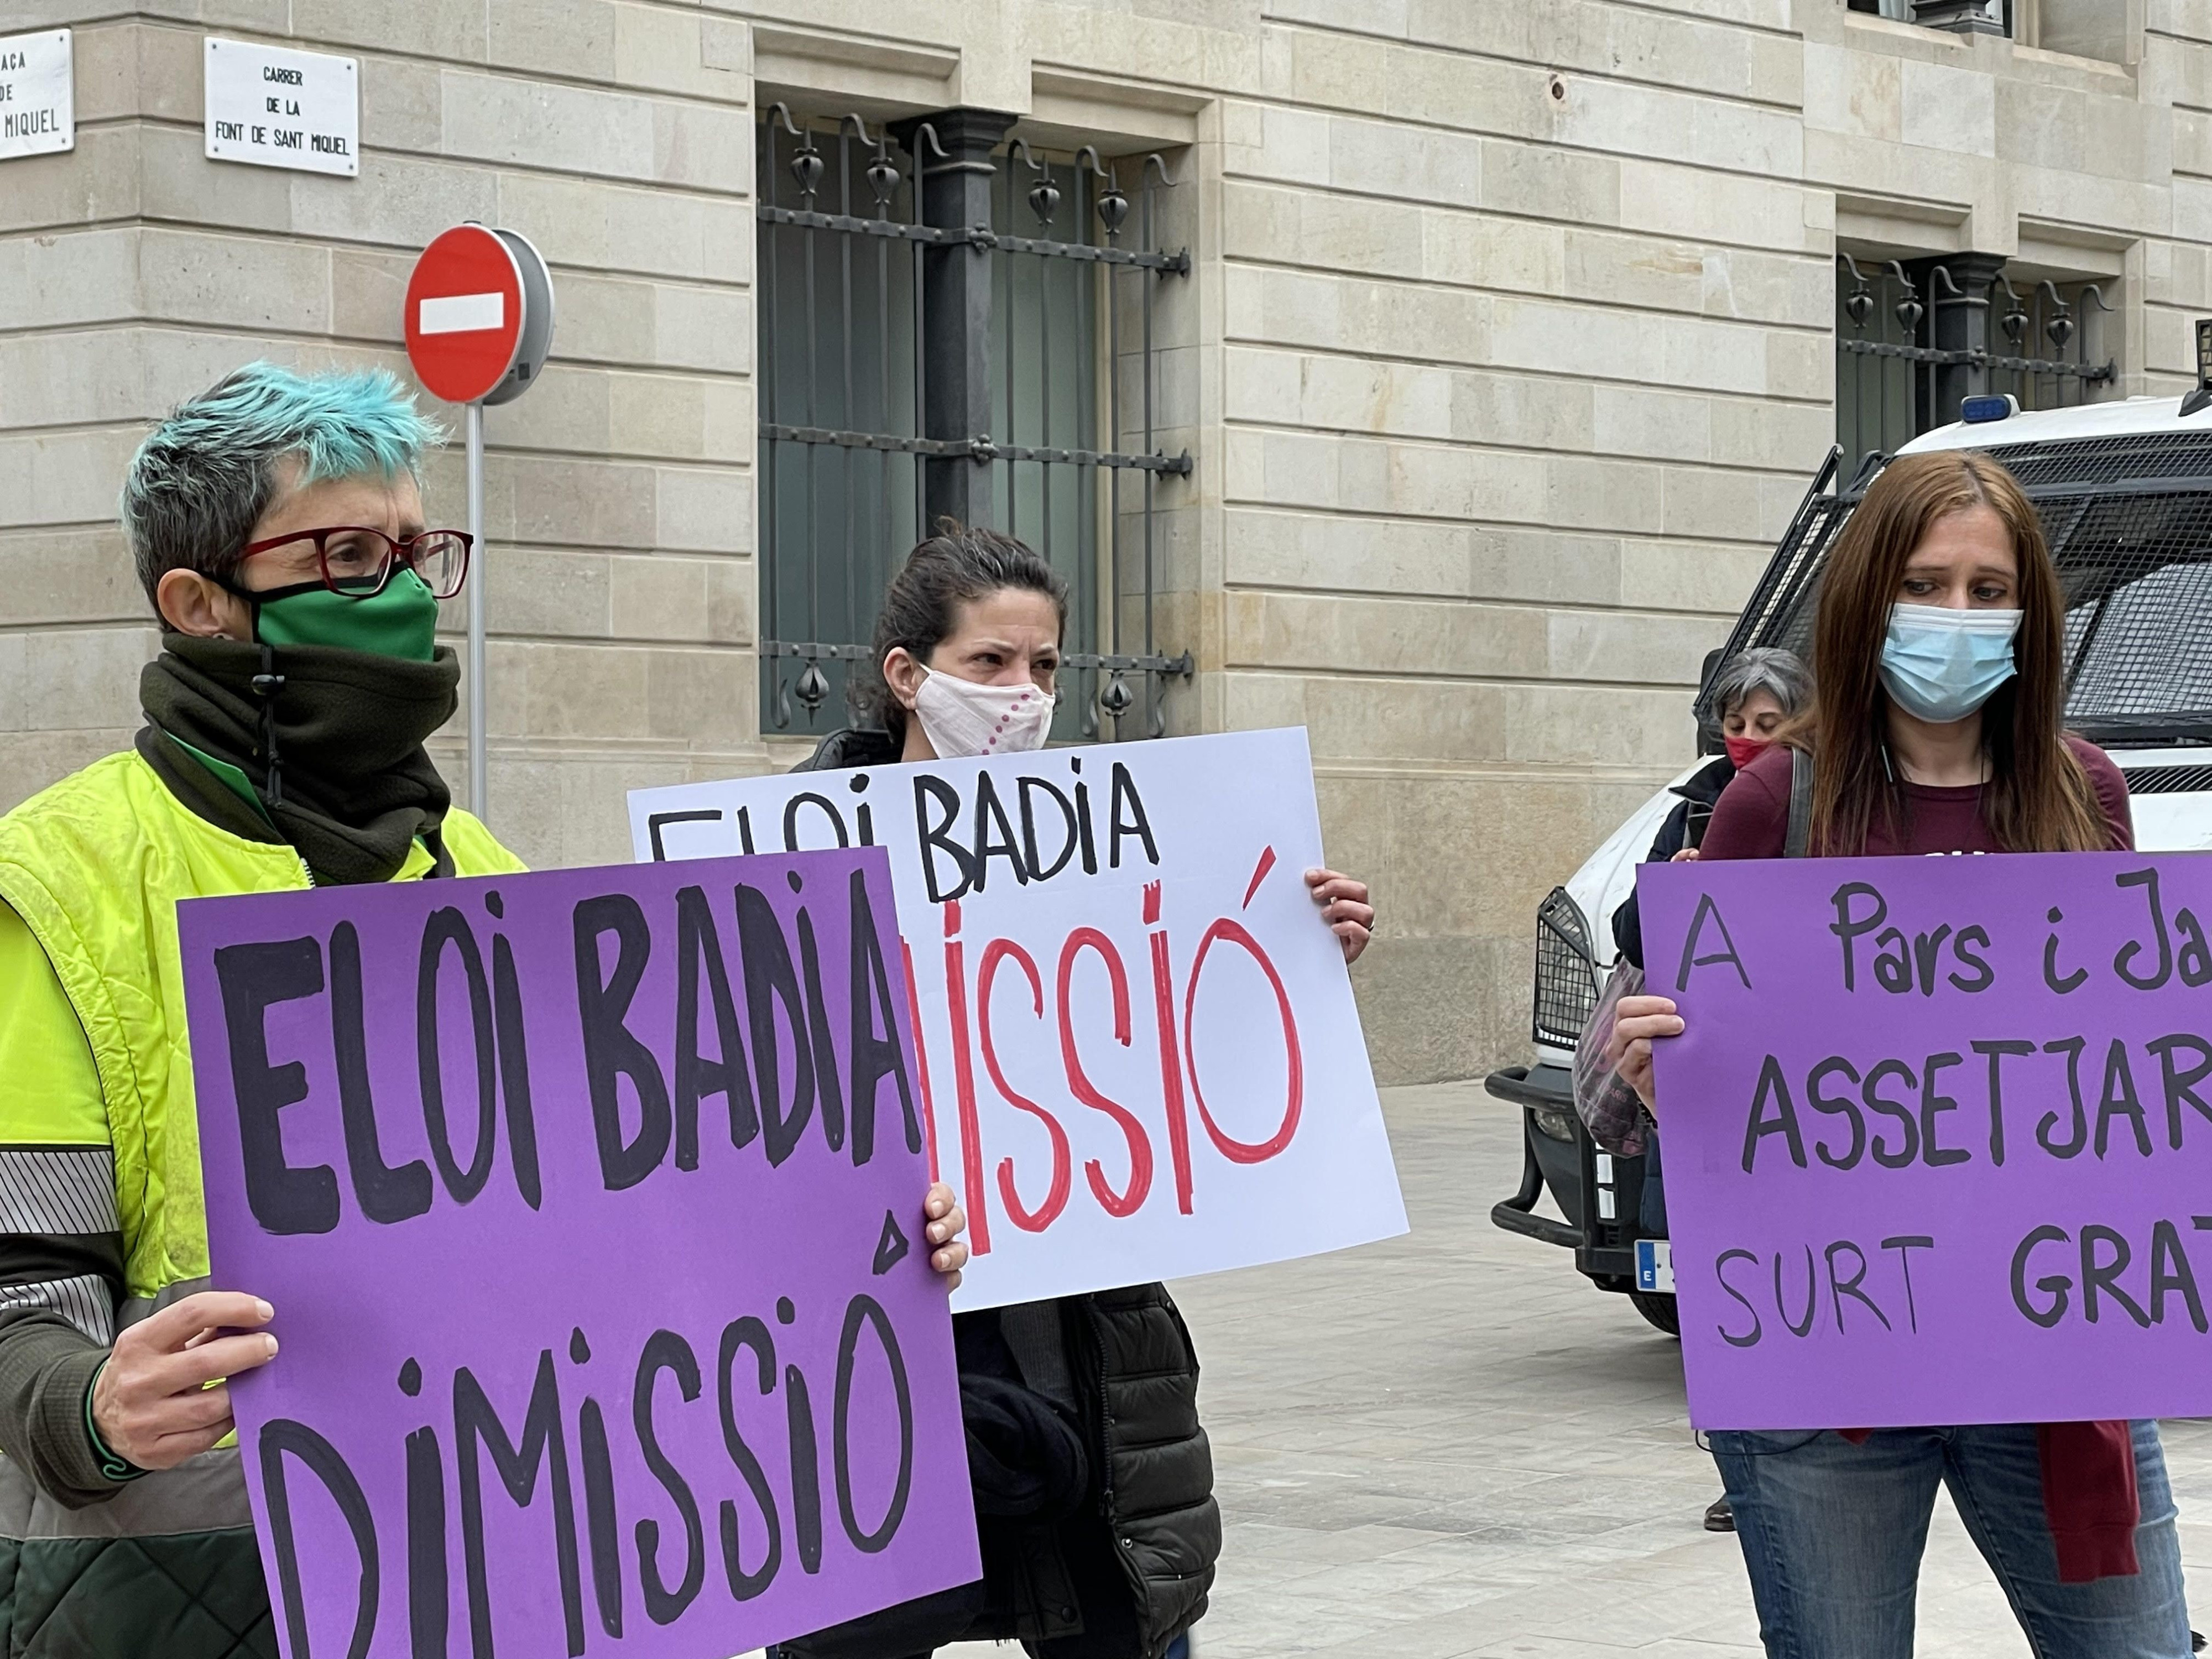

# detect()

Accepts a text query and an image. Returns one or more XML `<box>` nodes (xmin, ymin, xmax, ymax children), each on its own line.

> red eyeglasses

<box><xmin>236</xmin><ymin>526</ymin><xmax>473</xmax><ymax>600</ymax></box>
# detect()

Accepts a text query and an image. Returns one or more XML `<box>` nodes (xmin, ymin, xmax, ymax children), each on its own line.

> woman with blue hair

<box><xmin>0</xmin><ymin>359</ymin><xmax>975</xmax><ymax>1653</ymax></box>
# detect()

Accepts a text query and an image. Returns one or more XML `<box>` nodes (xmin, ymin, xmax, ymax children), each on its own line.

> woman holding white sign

<box><xmin>1605</xmin><ymin>451</ymin><xmax>2190</xmax><ymax>1659</ymax></box>
<box><xmin>776</xmin><ymin>525</ymin><xmax>1374</xmax><ymax>1659</ymax></box>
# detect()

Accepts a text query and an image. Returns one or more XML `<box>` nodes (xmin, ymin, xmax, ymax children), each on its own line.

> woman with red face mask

<box><xmin>1597</xmin><ymin>647</ymin><xmax>1808</xmax><ymax>1535</ymax></box>
<box><xmin>1610</xmin><ymin>648</ymin><xmax>1811</xmax><ymax>971</ymax></box>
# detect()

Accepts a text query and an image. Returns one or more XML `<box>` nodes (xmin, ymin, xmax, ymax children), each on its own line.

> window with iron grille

<box><xmin>754</xmin><ymin>107</ymin><xmax>1193</xmax><ymax>743</ymax></box>
<box><xmin>1834</xmin><ymin>254</ymin><xmax>2115</xmax><ymax>466</ymax></box>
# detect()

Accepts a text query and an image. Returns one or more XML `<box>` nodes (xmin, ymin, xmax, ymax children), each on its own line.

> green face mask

<box><xmin>242</xmin><ymin>571</ymin><xmax>441</xmax><ymax>662</ymax></box>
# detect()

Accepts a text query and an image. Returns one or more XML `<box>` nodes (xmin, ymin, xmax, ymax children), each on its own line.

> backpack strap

<box><xmin>1783</xmin><ymin>747</ymin><xmax>1813</xmax><ymax>859</ymax></box>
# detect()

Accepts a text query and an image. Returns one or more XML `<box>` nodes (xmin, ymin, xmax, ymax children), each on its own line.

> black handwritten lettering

<box><xmin>418</xmin><ymin>909</ymin><xmax>500</xmax><ymax>1203</ymax></box>
<box><xmin>1107</xmin><ymin>762</ymin><xmax>1160</xmax><ymax>869</ymax></box>
<box><xmin>674</xmin><ymin>885</ymin><xmax>758</xmax><ymax>1164</ymax></box>
<box><xmin>781</xmin><ymin>792</ymin><xmax>849</xmax><ymax>852</ymax></box>
<box><xmin>2081</xmin><ymin>1224</ymin><xmax>2152</xmax><ymax>1328</ymax></box>
<box><xmin>332</xmin><ymin>921</ymin><xmax>431</xmax><ymax>1223</ymax></box>
<box><xmin>2044</xmin><ymin>906</ymin><xmax>2089</xmax><ymax>995</ymax></box>
<box><xmin>832</xmin><ymin>1295</ymin><xmax>914</xmax><ymax>1553</ymax></box>
<box><xmin>633</xmin><ymin>1331</ymin><xmax>706</xmax><ymax>1625</ymax></box>
<box><xmin>1872</xmin><ymin>927</ymin><xmax>1912</xmax><ymax>994</ymax></box>
<box><xmin>1741</xmin><ymin>1055</ymin><xmax>1807</xmax><ymax>1172</ymax></box>
<box><xmin>716</xmin><ymin>1317</ymin><xmax>782</xmax><ymax>1600</ymax></box>
<box><xmin>574</xmin><ymin>1345</ymin><xmax>624</xmax><ymax>1639</ymax></box>
<box><xmin>2095</xmin><ymin>1038</ymin><xmax>2153</xmax><ymax>1159</ymax></box>
<box><xmin>1824</xmin><ymin>1240</ymin><xmax>1892</xmax><ymax>1333</ymax></box>
<box><xmin>1677</xmin><ymin>892</ymin><xmax>1753</xmax><ymax>993</ymax></box>
<box><xmin>2114</xmin><ymin>868</ymin><xmax>2174</xmax><ymax>990</ymax></box>
<box><xmin>1948</xmin><ymin>926</ymin><xmax>1995</xmax><ymax>993</ymax></box>
<box><xmin>1716</xmin><ymin>1249</ymin><xmax>1763</xmax><ymax>1348</ymax></box>
<box><xmin>2151</xmin><ymin>1220</ymin><xmax>2209</xmax><ymax>1334</ymax></box>
<box><xmin>795</xmin><ymin>897</ymin><xmax>849</xmax><ymax>1153</ymax></box>
<box><xmin>1775</xmin><ymin>1245</ymin><xmax>1817</xmax><ymax>1338</ymax></box>
<box><xmin>2151</xmin><ymin>1033</ymin><xmax>2212</xmax><ymax>1151</ymax></box>
<box><xmin>573</xmin><ymin>895</ymin><xmax>674</xmax><ymax>1192</ymax></box>
<box><xmin>1919</xmin><ymin>1051</ymin><xmax>1970</xmax><ymax>1168</ymax></box>
<box><xmin>1806</xmin><ymin>1056</ymin><xmax>1865</xmax><ymax>1171</ymax></box>
<box><xmin>846</xmin><ymin>870</ymin><xmax>920</xmax><ymax>1167</ymax></box>
<box><xmin>1910</xmin><ymin>925</ymin><xmax>1953</xmax><ymax>997</ymax></box>
<box><xmin>260</xmin><ymin>1418</ymin><xmax>379</xmax><ymax>1659</ymax></box>
<box><xmin>488</xmin><ymin>921</ymin><xmax>544</xmax><ymax>1209</ymax></box>
<box><xmin>2180</xmin><ymin>905</ymin><xmax>2212</xmax><ymax>987</ymax></box>
<box><xmin>1880</xmin><ymin>1235</ymin><xmax>1935</xmax><ymax>1333</ymax></box>
<box><xmin>2037</xmin><ymin>1037</ymin><xmax>2090</xmax><ymax>1158</ymax></box>
<box><xmin>971</xmin><ymin>774</ymin><xmax>1029</xmax><ymax>892</ymax></box>
<box><xmin>405</xmin><ymin>1415</ymin><xmax>450</xmax><ymax>1652</ymax></box>
<box><xmin>2012</xmin><ymin>1225</ymin><xmax>2072</xmax><ymax>1327</ymax></box>
<box><xmin>455</xmin><ymin>1350</ymin><xmax>585</xmax><ymax>1658</ymax></box>
<box><xmin>914</xmin><ymin>776</ymin><xmax>975</xmax><ymax>902</ymax></box>
<box><xmin>1018</xmin><ymin>776</ymin><xmax>1081</xmax><ymax>881</ymax></box>
<box><xmin>1973</xmin><ymin>1039</ymin><xmax>2035</xmax><ymax>1167</ymax></box>
<box><xmin>215</xmin><ymin>936</ymin><xmax>337</xmax><ymax>1236</ymax></box>
<box><xmin>1862</xmin><ymin>1058</ymin><xmax>1921</xmax><ymax>1169</ymax></box>
<box><xmin>736</xmin><ymin>884</ymin><xmax>817</xmax><ymax>1167</ymax></box>
<box><xmin>1828</xmin><ymin>882</ymin><xmax>1886</xmax><ymax>992</ymax></box>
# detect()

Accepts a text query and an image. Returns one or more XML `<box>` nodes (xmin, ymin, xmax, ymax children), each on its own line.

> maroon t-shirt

<box><xmin>1702</xmin><ymin>734</ymin><xmax>2133</xmax><ymax>860</ymax></box>
<box><xmin>1696</xmin><ymin>734</ymin><xmax>2141</xmax><ymax>1580</ymax></box>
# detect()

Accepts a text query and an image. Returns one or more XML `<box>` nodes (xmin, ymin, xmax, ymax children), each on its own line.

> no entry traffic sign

<box><xmin>403</xmin><ymin>221</ymin><xmax>556</xmax><ymax>823</ymax></box>
<box><xmin>403</xmin><ymin>223</ymin><xmax>554</xmax><ymax>405</ymax></box>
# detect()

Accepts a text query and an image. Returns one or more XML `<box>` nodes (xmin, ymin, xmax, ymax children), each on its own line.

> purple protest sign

<box><xmin>1641</xmin><ymin>851</ymin><xmax>2212</xmax><ymax>1431</ymax></box>
<box><xmin>179</xmin><ymin>849</ymin><xmax>978</xmax><ymax>1659</ymax></box>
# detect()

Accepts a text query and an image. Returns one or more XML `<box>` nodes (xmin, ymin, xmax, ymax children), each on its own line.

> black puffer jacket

<box><xmin>781</xmin><ymin>729</ymin><xmax>1218</xmax><ymax>1659</ymax></box>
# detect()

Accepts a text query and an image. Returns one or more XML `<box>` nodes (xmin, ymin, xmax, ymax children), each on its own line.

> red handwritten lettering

<box><xmin>941</xmin><ymin>900</ymin><xmax>990</xmax><ymax>1253</ymax></box>
<box><xmin>979</xmin><ymin>939</ymin><xmax>1071</xmax><ymax>1232</ymax></box>
<box><xmin>1182</xmin><ymin>917</ymin><xmax>1303</xmax><ymax>1164</ymax></box>
<box><xmin>899</xmin><ymin>937</ymin><xmax>940</xmax><ymax>1183</ymax></box>
<box><xmin>1056</xmin><ymin>927</ymin><xmax>1152</xmax><ymax>1218</ymax></box>
<box><xmin>1144</xmin><ymin>880</ymin><xmax>1196</xmax><ymax>1214</ymax></box>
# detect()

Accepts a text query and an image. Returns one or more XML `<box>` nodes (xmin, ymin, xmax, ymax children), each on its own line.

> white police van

<box><xmin>1488</xmin><ymin>392</ymin><xmax>2212</xmax><ymax>1334</ymax></box>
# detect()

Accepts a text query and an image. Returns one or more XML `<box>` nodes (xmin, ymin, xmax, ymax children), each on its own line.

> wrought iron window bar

<box><xmin>1834</xmin><ymin>254</ymin><xmax>2114</xmax><ymax>461</ymax></box>
<box><xmin>756</xmin><ymin>104</ymin><xmax>1194</xmax><ymax>739</ymax></box>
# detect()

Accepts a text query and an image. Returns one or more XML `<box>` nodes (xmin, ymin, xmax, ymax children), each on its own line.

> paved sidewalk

<box><xmin>949</xmin><ymin>1080</ymin><xmax>2211</xmax><ymax>1658</ymax></box>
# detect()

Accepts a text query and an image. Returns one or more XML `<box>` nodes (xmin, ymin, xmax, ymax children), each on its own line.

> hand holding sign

<box><xmin>1606</xmin><ymin>994</ymin><xmax>1683</xmax><ymax>1111</ymax></box>
<box><xmin>93</xmin><ymin>1291</ymin><xmax>279</xmax><ymax>1470</ymax></box>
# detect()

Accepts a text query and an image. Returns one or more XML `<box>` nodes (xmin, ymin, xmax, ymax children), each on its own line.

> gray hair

<box><xmin>120</xmin><ymin>362</ymin><xmax>443</xmax><ymax>613</ymax></box>
<box><xmin>1708</xmin><ymin>646</ymin><xmax>1811</xmax><ymax>721</ymax></box>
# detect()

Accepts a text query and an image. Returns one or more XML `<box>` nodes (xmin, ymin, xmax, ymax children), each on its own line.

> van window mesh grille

<box><xmin>1533</xmin><ymin>886</ymin><xmax>1600</xmax><ymax>1050</ymax></box>
<box><xmin>1701</xmin><ymin>435</ymin><xmax>2212</xmax><ymax>745</ymax></box>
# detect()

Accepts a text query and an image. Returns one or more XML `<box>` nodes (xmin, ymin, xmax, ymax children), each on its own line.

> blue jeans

<box><xmin>1709</xmin><ymin>1421</ymin><xmax>2189</xmax><ymax>1659</ymax></box>
<box><xmin>1637</xmin><ymin>1127</ymin><xmax>1667</xmax><ymax>1237</ymax></box>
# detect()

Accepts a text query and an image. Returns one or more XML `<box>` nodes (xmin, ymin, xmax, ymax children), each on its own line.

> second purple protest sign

<box><xmin>180</xmin><ymin>848</ymin><xmax>977</xmax><ymax>1659</ymax></box>
<box><xmin>1641</xmin><ymin>851</ymin><xmax>2212</xmax><ymax>1431</ymax></box>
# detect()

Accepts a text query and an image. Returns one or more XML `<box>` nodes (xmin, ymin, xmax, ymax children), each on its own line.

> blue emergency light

<box><xmin>1960</xmin><ymin>394</ymin><xmax>2018</xmax><ymax>424</ymax></box>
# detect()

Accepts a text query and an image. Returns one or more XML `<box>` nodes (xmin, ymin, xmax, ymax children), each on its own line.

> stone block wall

<box><xmin>2</xmin><ymin>0</ymin><xmax>2205</xmax><ymax>1082</ymax></box>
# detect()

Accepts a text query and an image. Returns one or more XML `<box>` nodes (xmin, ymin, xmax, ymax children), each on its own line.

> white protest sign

<box><xmin>0</xmin><ymin>30</ymin><xmax>72</xmax><ymax>160</ymax></box>
<box><xmin>203</xmin><ymin>36</ymin><xmax>357</xmax><ymax>177</ymax></box>
<box><xmin>630</xmin><ymin>727</ymin><xmax>1408</xmax><ymax>1309</ymax></box>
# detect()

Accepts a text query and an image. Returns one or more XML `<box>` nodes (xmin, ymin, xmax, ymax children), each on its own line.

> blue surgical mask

<box><xmin>1879</xmin><ymin>602</ymin><xmax>2022</xmax><ymax>724</ymax></box>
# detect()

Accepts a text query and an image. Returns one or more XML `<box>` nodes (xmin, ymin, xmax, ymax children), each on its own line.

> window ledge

<box><xmin>2011</xmin><ymin>41</ymin><xmax>2133</xmax><ymax>79</ymax></box>
<box><xmin>1843</xmin><ymin>12</ymin><xmax>1968</xmax><ymax>48</ymax></box>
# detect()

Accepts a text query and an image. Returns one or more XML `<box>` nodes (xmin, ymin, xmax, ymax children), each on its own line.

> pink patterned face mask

<box><xmin>912</xmin><ymin>669</ymin><xmax>1058</xmax><ymax>759</ymax></box>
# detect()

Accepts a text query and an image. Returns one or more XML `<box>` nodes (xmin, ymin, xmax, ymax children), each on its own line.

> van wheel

<box><xmin>1630</xmin><ymin>1291</ymin><xmax>1680</xmax><ymax>1337</ymax></box>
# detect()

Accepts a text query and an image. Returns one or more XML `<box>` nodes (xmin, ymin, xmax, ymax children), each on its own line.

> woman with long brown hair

<box><xmin>1607</xmin><ymin>450</ymin><xmax>2190</xmax><ymax>1658</ymax></box>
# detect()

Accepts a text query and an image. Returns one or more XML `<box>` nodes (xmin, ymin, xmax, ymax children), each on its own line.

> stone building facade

<box><xmin>0</xmin><ymin>0</ymin><xmax>2201</xmax><ymax>1082</ymax></box>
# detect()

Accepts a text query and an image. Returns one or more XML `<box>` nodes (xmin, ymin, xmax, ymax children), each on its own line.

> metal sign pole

<box><xmin>466</xmin><ymin>399</ymin><xmax>487</xmax><ymax>817</ymax></box>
